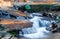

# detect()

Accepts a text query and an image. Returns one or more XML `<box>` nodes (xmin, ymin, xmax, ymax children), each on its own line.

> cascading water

<box><xmin>20</xmin><ymin>16</ymin><xmax>55</xmax><ymax>38</ymax></box>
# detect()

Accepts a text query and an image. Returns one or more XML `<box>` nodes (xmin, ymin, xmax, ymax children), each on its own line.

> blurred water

<box><xmin>20</xmin><ymin>16</ymin><xmax>55</xmax><ymax>38</ymax></box>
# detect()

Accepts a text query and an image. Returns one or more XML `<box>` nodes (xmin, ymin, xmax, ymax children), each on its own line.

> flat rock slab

<box><xmin>0</xmin><ymin>19</ymin><xmax>33</xmax><ymax>30</ymax></box>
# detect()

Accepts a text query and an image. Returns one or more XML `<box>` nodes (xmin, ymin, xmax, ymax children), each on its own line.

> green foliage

<box><xmin>7</xmin><ymin>30</ymin><xmax>16</xmax><ymax>36</ymax></box>
<box><xmin>29</xmin><ymin>4</ymin><xmax>54</xmax><ymax>12</ymax></box>
<box><xmin>19</xmin><ymin>4</ymin><xmax>59</xmax><ymax>12</ymax></box>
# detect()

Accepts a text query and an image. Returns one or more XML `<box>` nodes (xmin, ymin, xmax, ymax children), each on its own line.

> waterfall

<box><xmin>21</xmin><ymin>16</ymin><xmax>39</xmax><ymax>34</ymax></box>
<box><xmin>20</xmin><ymin>16</ymin><xmax>54</xmax><ymax>38</ymax></box>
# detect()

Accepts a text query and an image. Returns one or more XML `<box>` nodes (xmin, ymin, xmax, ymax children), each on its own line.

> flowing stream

<box><xmin>19</xmin><ymin>16</ymin><xmax>55</xmax><ymax>38</ymax></box>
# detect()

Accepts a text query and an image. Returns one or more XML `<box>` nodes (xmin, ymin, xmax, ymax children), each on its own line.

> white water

<box><xmin>20</xmin><ymin>16</ymin><xmax>55</xmax><ymax>38</ymax></box>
